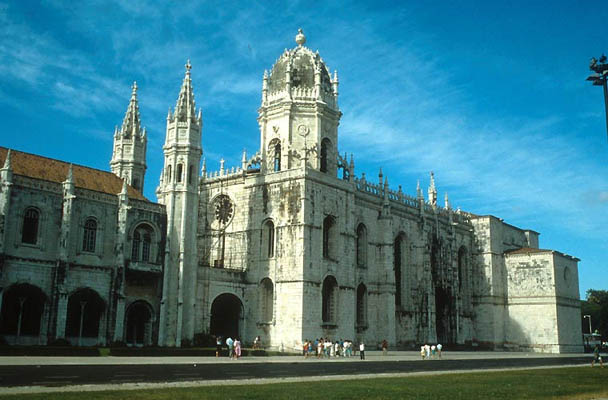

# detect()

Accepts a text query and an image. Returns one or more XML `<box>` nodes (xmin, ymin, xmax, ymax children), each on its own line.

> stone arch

<box><xmin>322</xmin><ymin>215</ymin><xmax>337</xmax><ymax>259</ymax></box>
<box><xmin>356</xmin><ymin>282</ymin><xmax>367</xmax><ymax>328</ymax></box>
<box><xmin>125</xmin><ymin>300</ymin><xmax>155</xmax><ymax>347</ymax></box>
<box><xmin>209</xmin><ymin>293</ymin><xmax>244</xmax><ymax>340</ymax></box>
<box><xmin>259</xmin><ymin>278</ymin><xmax>274</xmax><ymax>323</ymax></box>
<box><xmin>261</xmin><ymin>219</ymin><xmax>275</xmax><ymax>258</ymax></box>
<box><xmin>393</xmin><ymin>232</ymin><xmax>407</xmax><ymax>309</ymax></box>
<box><xmin>356</xmin><ymin>223</ymin><xmax>367</xmax><ymax>268</ymax></box>
<box><xmin>431</xmin><ymin>236</ymin><xmax>455</xmax><ymax>344</ymax></box>
<box><xmin>322</xmin><ymin>275</ymin><xmax>339</xmax><ymax>324</ymax></box>
<box><xmin>65</xmin><ymin>288</ymin><xmax>105</xmax><ymax>346</ymax></box>
<box><xmin>0</xmin><ymin>283</ymin><xmax>47</xmax><ymax>341</ymax></box>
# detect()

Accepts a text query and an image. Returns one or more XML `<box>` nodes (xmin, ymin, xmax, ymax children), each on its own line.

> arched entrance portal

<box><xmin>125</xmin><ymin>301</ymin><xmax>154</xmax><ymax>346</ymax></box>
<box><xmin>209</xmin><ymin>293</ymin><xmax>243</xmax><ymax>339</ymax></box>
<box><xmin>65</xmin><ymin>288</ymin><xmax>105</xmax><ymax>346</ymax></box>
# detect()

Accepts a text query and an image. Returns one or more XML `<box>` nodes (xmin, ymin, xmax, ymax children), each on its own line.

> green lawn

<box><xmin>2</xmin><ymin>367</ymin><xmax>607</xmax><ymax>400</ymax></box>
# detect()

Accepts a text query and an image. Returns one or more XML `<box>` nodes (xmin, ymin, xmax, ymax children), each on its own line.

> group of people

<box><xmin>420</xmin><ymin>343</ymin><xmax>442</xmax><ymax>359</ymax></box>
<box><xmin>215</xmin><ymin>336</ymin><xmax>242</xmax><ymax>359</ymax></box>
<box><xmin>302</xmin><ymin>339</ymin><xmax>367</xmax><ymax>360</ymax></box>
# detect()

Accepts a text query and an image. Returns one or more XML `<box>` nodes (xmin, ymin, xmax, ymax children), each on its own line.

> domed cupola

<box><xmin>263</xmin><ymin>29</ymin><xmax>338</xmax><ymax>109</ymax></box>
<box><xmin>258</xmin><ymin>29</ymin><xmax>342</xmax><ymax>177</ymax></box>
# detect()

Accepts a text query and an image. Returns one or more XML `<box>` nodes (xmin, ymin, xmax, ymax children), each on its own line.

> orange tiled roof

<box><xmin>0</xmin><ymin>147</ymin><xmax>148</xmax><ymax>201</ymax></box>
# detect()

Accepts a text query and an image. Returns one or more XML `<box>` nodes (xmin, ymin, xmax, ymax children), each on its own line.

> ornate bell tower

<box><xmin>110</xmin><ymin>82</ymin><xmax>147</xmax><ymax>192</ymax></box>
<box><xmin>257</xmin><ymin>29</ymin><xmax>342</xmax><ymax>175</ymax></box>
<box><xmin>157</xmin><ymin>61</ymin><xmax>202</xmax><ymax>346</ymax></box>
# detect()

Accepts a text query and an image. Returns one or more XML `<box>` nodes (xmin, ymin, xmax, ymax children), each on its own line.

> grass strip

<box><xmin>1</xmin><ymin>366</ymin><xmax>606</xmax><ymax>400</ymax></box>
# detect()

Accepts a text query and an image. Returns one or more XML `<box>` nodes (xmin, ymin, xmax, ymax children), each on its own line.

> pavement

<box><xmin>0</xmin><ymin>350</ymin><xmax>590</xmax><ymax>365</ymax></box>
<box><xmin>0</xmin><ymin>351</ymin><xmax>598</xmax><ymax>396</ymax></box>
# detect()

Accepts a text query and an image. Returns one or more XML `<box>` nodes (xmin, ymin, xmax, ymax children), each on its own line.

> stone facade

<box><xmin>0</xmin><ymin>30</ymin><xmax>582</xmax><ymax>353</ymax></box>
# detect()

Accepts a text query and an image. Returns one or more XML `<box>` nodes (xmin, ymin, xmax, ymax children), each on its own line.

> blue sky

<box><xmin>1</xmin><ymin>1</ymin><xmax>606</xmax><ymax>298</ymax></box>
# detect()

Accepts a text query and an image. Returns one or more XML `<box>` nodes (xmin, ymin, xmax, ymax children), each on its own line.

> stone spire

<box><xmin>174</xmin><ymin>60</ymin><xmax>197</xmax><ymax>121</ymax></box>
<box><xmin>416</xmin><ymin>180</ymin><xmax>423</xmax><ymax>200</ymax></box>
<box><xmin>2</xmin><ymin>149</ymin><xmax>11</xmax><ymax>170</ymax></box>
<box><xmin>444</xmin><ymin>192</ymin><xmax>450</xmax><ymax>210</ymax></box>
<box><xmin>428</xmin><ymin>171</ymin><xmax>437</xmax><ymax>207</ymax></box>
<box><xmin>120</xmin><ymin>82</ymin><xmax>142</xmax><ymax>138</ymax></box>
<box><xmin>63</xmin><ymin>164</ymin><xmax>74</xmax><ymax>196</ymax></box>
<box><xmin>110</xmin><ymin>82</ymin><xmax>148</xmax><ymax>192</ymax></box>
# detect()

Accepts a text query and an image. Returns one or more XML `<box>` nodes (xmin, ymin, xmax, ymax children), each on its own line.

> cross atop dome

<box><xmin>295</xmin><ymin>28</ymin><xmax>306</xmax><ymax>46</ymax></box>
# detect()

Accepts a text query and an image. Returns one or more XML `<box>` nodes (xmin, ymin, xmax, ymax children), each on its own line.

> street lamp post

<box><xmin>584</xmin><ymin>314</ymin><xmax>592</xmax><ymax>334</ymax></box>
<box><xmin>586</xmin><ymin>55</ymin><xmax>608</xmax><ymax>142</ymax></box>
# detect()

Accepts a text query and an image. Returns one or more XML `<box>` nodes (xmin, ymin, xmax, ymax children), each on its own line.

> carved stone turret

<box><xmin>110</xmin><ymin>82</ymin><xmax>147</xmax><ymax>192</ymax></box>
<box><xmin>258</xmin><ymin>29</ymin><xmax>342</xmax><ymax>174</ymax></box>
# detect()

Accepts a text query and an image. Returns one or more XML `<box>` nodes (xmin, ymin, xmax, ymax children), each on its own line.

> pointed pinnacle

<box><xmin>3</xmin><ymin>149</ymin><xmax>11</xmax><ymax>169</ymax></box>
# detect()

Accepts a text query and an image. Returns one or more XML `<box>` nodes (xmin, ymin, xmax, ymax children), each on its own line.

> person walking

<box><xmin>215</xmin><ymin>336</ymin><xmax>222</xmax><ymax>357</ymax></box>
<box><xmin>359</xmin><ymin>342</ymin><xmax>365</xmax><ymax>360</ymax></box>
<box><xmin>592</xmin><ymin>344</ymin><xmax>604</xmax><ymax>367</ymax></box>
<box><xmin>381</xmin><ymin>339</ymin><xmax>388</xmax><ymax>356</ymax></box>
<box><xmin>226</xmin><ymin>337</ymin><xmax>234</xmax><ymax>359</ymax></box>
<box><xmin>234</xmin><ymin>338</ymin><xmax>241</xmax><ymax>359</ymax></box>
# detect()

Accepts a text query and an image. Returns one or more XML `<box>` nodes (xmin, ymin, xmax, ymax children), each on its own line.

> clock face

<box><xmin>212</xmin><ymin>194</ymin><xmax>234</xmax><ymax>228</ymax></box>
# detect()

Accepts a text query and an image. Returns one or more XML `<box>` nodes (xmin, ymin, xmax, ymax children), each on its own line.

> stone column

<box><xmin>113</xmin><ymin>297</ymin><xmax>125</xmax><ymax>343</ymax></box>
<box><xmin>55</xmin><ymin>292</ymin><xmax>68</xmax><ymax>339</ymax></box>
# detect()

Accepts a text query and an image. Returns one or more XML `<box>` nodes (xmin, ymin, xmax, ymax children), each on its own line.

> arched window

<box><xmin>322</xmin><ymin>215</ymin><xmax>336</xmax><ymax>259</ymax></box>
<box><xmin>356</xmin><ymin>283</ymin><xmax>367</xmax><ymax>327</ymax></box>
<box><xmin>176</xmin><ymin>163</ymin><xmax>183</xmax><ymax>183</ymax></box>
<box><xmin>132</xmin><ymin>178</ymin><xmax>140</xmax><ymax>191</ymax></box>
<box><xmin>22</xmin><ymin>208</ymin><xmax>39</xmax><ymax>244</ymax></box>
<box><xmin>322</xmin><ymin>276</ymin><xmax>338</xmax><ymax>324</ymax></box>
<box><xmin>188</xmin><ymin>165</ymin><xmax>194</xmax><ymax>185</ymax></box>
<box><xmin>262</xmin><ymin>220</ymin><xmax>275</xmax><ymax>258</ymax></box>
<box><xmin>356</xmin><ymin>224</ymin><xmax>367</xmax><ymax>268</ymax></box>
<box><xmin>142</xmin><ymin>232</ymin><xmax>151</xmax><ymax>262</ymax></box>
<box><xmin>320</xmin><ymin>139</ymin><xmax>330</xmax><ymax>173</ymax></box>
<box><xmin>131</xmin><ymin>224</ymin><xmax>155</xmax><ymax>263</ymax></box>
<box><xmin>274</xmin><ymin>143</ymin><xmax>281</xmax><ymax>172</ymax></box>
<box><xmin>259</xmin><ymin>278</ymin><xmax>274</xmax><ymax>323</ymax></box>
<box><xmin>82</xmin><ymin>218</ymin><xmax>97</xmax><ymax>252</ymax></box>
<box><xmin>166</xmin><ymin>165</ymin><xmax>172</xmax><ymax>182</ymax></box>
<box><xmin>394</xmin><ymin>233</ymin><xmax>407</xmax><ymax>308</ymax></box>
<box><xmin>131</xmin><ymin>231</ymin><xmax>140</xmax><ymax>261</ymax></box>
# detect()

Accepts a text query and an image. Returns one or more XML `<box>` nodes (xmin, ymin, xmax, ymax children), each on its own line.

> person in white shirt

<box><xmin>359</xmin><ymin>342</ymin><xmax>365</xmax><ymax>360</ymax></box>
